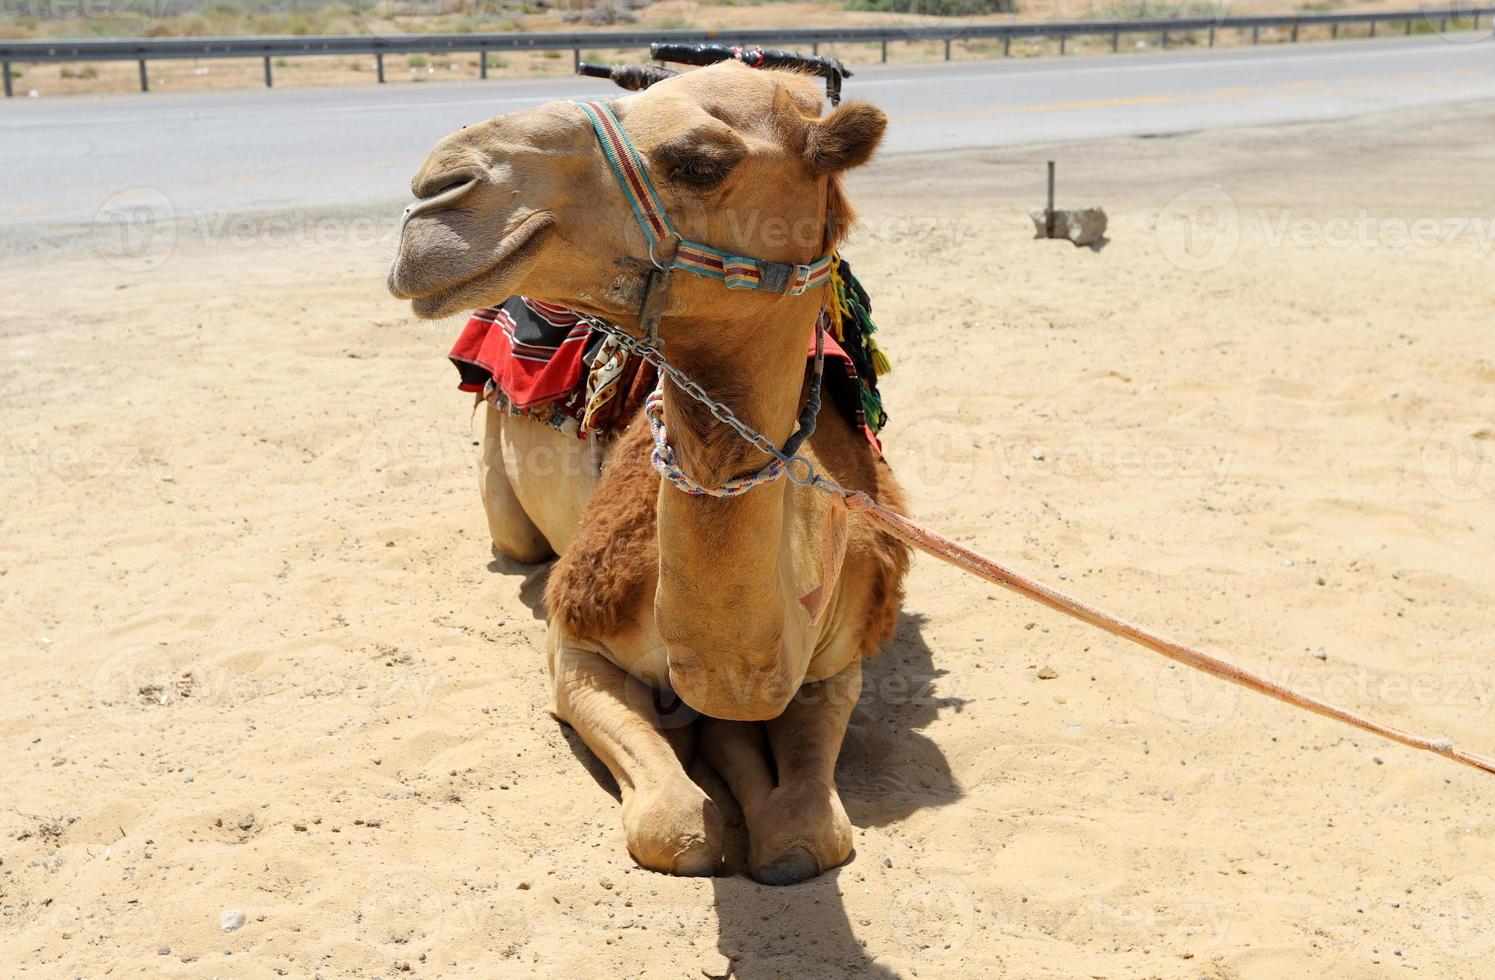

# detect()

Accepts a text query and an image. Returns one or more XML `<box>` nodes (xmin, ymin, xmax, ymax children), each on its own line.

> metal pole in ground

<box><xmin>944</xmin><ymin>38</ymin><xmax>951</xmax><ymax>60</ymax></box>
<box><xmin>573</xmin><ymin>48</ymin><xmax>580</xmax><ymax>72</ymax></box>
<box><xmin>2</xmin><ymin>62</ymin><xmax>12</xmax><ymax>98</ymax></box>
<box><xmin>1209</xmin><ymin>25</ymin><xmax>1216</xmax><ymax>46</ymax></box>
<box><xmin>1045</xmin><ymin>160</ymin><xmax>1056</xmax><ymax>239</ymax></box>
<box><xmin>1252</xmin><ymin>24</ymin><xmax>1260</xmax><ymax>43</ymax></box>
<box><xmin>376</xmin><ymin>52</ymin><xmax>385</xmax><ymax>83</ymax></box>
<box><xmin>1332</xmin><ymin>22</ymin><xmax>1338</xmax><ymax>39</ymax></box>
<box><xmin>1291</xmin><ymin>20</ymin><xmax>1300</xmax><ymax>42</ymax></box>
<box><xmin>1405</xmin><ymin>18</ymin><xmax>1412</xmax><ymax>34</ymax></box>
<box><xmin>1112</xmin><ymin>29</ymin><xmax>1120</xmax><ymax>51</ymax></box>
<box><xmin>480</xmin><ymin>50</ymin><xmax>487</xmax><ymax>79</ymax></box>
<box><xmin>263</xmin><ymin>55</ymin><xmax>272</xmax><ymax>88</ymax></box>
<box><xmin>1370</xmin><ymin>19</ymin><xmax>1377</xmax><ymax>36</ymax></box>
<box><xmin>881</xmin><ymin>38</ymin><xmax>887</xmax><ymax>62</ymax></box>
<box><xmin>1060</xmin><ymin>34</ymin><xmax>1066</xmax><ymax>54</ymax></box>
<box><xmin>1004</xmin><ymin>34</ymin><xmax>1012</xmax><ymax>56</ymax></box>
<box><xmin>138</xmin><ymin>58</ymin><xmax>148</xmax><ymax>92</ymax></box>
<box><xmin>1161</xmin><ymin>29</ymin><xmax>1169</xmax><ymax>47</ymax></box>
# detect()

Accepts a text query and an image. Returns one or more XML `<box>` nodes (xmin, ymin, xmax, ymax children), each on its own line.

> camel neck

<box><xmin>650</xmin><ymin>303</ymin><xmax>824</xmax><ymax>716</ymax></box>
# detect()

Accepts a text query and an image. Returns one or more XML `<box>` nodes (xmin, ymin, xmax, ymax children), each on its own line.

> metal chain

<box><xmin>577</xmin><ymin>313</ymin><xmax>845</xmax><ymax>494</ymax></box>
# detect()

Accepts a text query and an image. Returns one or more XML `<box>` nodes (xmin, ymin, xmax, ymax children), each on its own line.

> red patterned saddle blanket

<box><xmin>450</xmin><ymin>297</ymin><xmax>878</xmax><ymax>444</ymax></box>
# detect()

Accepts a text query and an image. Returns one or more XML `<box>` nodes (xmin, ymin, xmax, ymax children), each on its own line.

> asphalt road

<box><xmin>3</xmin><ymin>35</ymin><xmax>1494</xmax><ymax>248</ymax></box>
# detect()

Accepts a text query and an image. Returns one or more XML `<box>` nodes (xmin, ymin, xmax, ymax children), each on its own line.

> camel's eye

<box><xmin>672</xmin><ymin>155</ymin><xmax>731</xmax><ymax>187</ymax></box>
<box><xmin>652</xmin><ymin>131</ymin><xmax>746</xmax><ymax>190</ymax></box>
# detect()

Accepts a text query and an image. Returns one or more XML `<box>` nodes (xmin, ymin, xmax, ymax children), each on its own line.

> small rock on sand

<box><xmin>1037</xmin><ymin>666</ymin><xmax>1059</xmax><ymax>680</ymax></box>
<box><xmin>700</xmin><ymin>952</ymin><xmax>733</xmax><ymax>978</ymax></box>
<box><xmin>220</xmin><ymin>909</ymin><xmax>246</xmax><ymax>933</ymax></box>
<box><xmin>1028</xmin><ymin>206</ymin><xmax>1108</xmax><ymax>247</ymax></box>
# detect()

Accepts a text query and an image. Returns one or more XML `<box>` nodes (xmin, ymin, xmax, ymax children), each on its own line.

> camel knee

<box><xmin>748</xmin><ymin>784</ymin><xmax>852</xmax><ymax>886</ymax></box>
<box><xmin>621</xmin><ymin>779</ymin><xmax>723</xmax><ymax>877</ymax></box>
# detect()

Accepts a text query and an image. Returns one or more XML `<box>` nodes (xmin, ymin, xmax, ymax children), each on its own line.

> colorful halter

<box><xmin>577</xmin><ymin>101</ymin><xmax>834</xmax><ymax>297</ymax></box>
<box><xmin>575</xmin><ymin>98</ymin><xmax>832</xmax><ymax>496</ymax></box>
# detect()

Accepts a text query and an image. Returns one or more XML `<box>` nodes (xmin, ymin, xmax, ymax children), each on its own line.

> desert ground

<box><xmin>2</xmin><ymin>100</ymin><xmax>1494</xmax><ymax>978</ymax></box>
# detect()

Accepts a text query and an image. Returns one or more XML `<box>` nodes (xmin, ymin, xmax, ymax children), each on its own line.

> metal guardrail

<box><xmin>2</xmin><ymin>9</ymin><xmax>1491</xmax><ymax>97</ymax></box>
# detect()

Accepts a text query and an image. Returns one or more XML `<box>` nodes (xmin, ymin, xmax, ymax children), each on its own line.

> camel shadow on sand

<box><xmin>706</xmin><ymin>611</ymin><xmax>965</xmax><ymax>979</ymax></box>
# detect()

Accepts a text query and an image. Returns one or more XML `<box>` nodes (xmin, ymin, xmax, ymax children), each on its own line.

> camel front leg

<box><xmin>481</xmin><ymin>403</ymin><xmax>552</xmax><ymax>563</ymax></box>
<box><xmin>701</xmin><ymin>662</ymin><xmax>860</xmax><ymax>885</ymax></box>
<box><xmin>549</xmin><ymin>633</ymin><xmax>723</xmax><ymax>876</ymax></box>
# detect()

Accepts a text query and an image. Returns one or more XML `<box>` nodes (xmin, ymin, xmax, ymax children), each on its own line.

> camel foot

<box><xmin>747</xmin><ymin>787</ymin><xmax>853</xmax><ymax>886</ymax></box>
<box><xmin>622</xmin><ymin>779</ymin><xmax>724</xmax><ymax>877</ymax></box>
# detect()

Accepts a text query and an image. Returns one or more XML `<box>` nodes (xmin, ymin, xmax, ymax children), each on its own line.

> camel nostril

<box><xmin>414</xmin><ymin>173</ymin><xmax>480</xmax><ymax>201</ymax></box>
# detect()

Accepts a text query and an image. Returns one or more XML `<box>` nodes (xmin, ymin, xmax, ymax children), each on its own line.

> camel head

<box><xmin>388</xmin><ymin>61</ymin><xmax>886</xmax><ymax>332</ymax></box>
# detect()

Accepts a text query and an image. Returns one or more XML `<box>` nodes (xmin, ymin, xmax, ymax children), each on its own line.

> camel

<box><xmin>387</xmin><ymin>61</ymin><xmax>910</xmax><ymax>884</ymax></box>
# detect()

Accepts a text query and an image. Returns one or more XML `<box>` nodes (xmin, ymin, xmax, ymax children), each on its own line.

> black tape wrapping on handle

<box><xmin>649</xmin><ymin>42</ymin><xmax>851</xmax><ymax>80</ymax></box>
<box><xmin>576</xmin><ymin>62</ymin><xmax>680</xmax><ymax>91</ymax></box>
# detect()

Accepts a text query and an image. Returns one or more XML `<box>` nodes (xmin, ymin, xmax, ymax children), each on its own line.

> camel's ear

<box><xmin>804</xmin><ymin>102</ymin><xmax>886</xmax><ymax>175</ymax></box>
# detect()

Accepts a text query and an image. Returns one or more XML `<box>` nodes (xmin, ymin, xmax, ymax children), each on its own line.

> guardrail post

<box><xmin>1440</xmin><ymin>16</ymin><xmax>1448</xmax><ymax>32</ymax></box>
<box><xmin>1405</xmin><ymin>18</ymin><xmax>1412</xmax><ymax>34</ymax></box>
<box><xmin>812</xmin><ymin>42</ymin><xmax>820</xmax><ymax>55</ymax></box>
<box><xmin>2</xmin><ymin>61</ymin><xmax>11</xmax><ymax>98</ymax></box>
<box><xmin>880</xmin><ymin>38</ymin><xmax>887</xmax><ymax>63</ymax></box>
<box><xmin>1252</xmin><ymin>24</ymin><xmax>1260</xmax><ymax>43</ymax></box>
<box><xmin>1060</xmin><ymin>34</ymin><xmax>1067</xmax><ymax>54</ymax></box>
<box><xmin>1331</xmin><ymin>22</ymin><xmax>1338</xmax><ymax>39</ymax></box>
<box><xmin>480</xmin><ymin>50</ymin><xmax>487</xmax><ymax>79</ymax></box>
<box><xmin>1111</xmin><ymin>29</ymin><xmax>1120</xmax><ymax>51</ymax></box>
<box><xmin>1003</xmin><ymin>35</ymin><xmax>1012</xmax><ymax>56</ymax></box>
<box><xmin>572</xmin><ymin>48</ymin><xmax>580</xmax><ymax>72</ymax></box>
<box><xmin>138</xmin><ymin>58</ymin><xmax>148</xmax><ymax>92</ymax></box>
<box><xmin>376</xmin><ymin>51</ymin><xmax>385</xmax><ymax>83</ymax></box>
<box><xmin>1208</xmin><ymin>25</ymin><xmax>1216</xmax><ymax>46</ymax></box>
<box><xmin>943</xmin><ymin>38</ymin><xmax>951</xmax><ymax>60</ymax></box>
<box><xmin>1160</xmin><ymin>29</ymin><xmax>1169</xmax><ymax>47</ymax></box>
<box><xmin>1370</xmin><ymin>19</ymin><xmax>1377</xmax><ymax>36</ymax></box>
<box><xmin>1291</xmin><ymin>20</ymin><xmax>1299</xmax><ymax>42</ymax></box>
<box><xmin>263</xmin><ymin>55</ymin><xmax>272</xmax><ymax>88</ymax></box>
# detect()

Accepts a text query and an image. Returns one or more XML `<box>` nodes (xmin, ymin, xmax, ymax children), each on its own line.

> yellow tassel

<box><xmin>870</xmin><ymin>341</ymin><xmax>892</xmax><ymax>376</ymax></box>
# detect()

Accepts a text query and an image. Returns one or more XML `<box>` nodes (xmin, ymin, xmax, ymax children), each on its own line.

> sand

<box><xmin>2</xmin><ymin>101</ymin><xmax>1494</xmax><ymax>977</ymax></box>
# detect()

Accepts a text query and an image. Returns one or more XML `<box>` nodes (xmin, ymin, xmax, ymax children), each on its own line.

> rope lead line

<box><xmin>838</xmin><ymin>491</ymin><xmax>1495</xmax><ymax>778</ymax></box>
<box><xmin>585</xmin><ymin>305</ymin><xmax>1494</xmax><ymax>777</ymax></box>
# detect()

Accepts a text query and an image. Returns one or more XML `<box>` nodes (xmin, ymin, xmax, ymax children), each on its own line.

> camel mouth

<box><xmin>392</xmin><ymin>210</ymin><xmax>555</xmax><ymax>320</ymax></box>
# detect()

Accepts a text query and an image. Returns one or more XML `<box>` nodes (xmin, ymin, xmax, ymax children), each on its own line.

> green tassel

<box><xmin>829</xmin><ymin>255</ymin><xmax>889</xmax><ymax>433</ymax></box>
